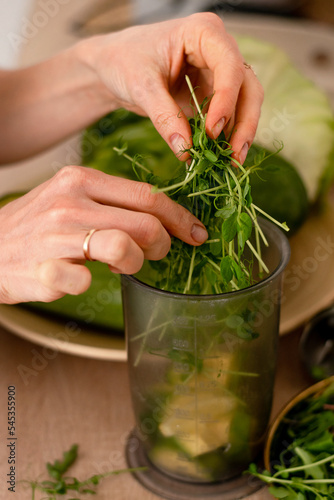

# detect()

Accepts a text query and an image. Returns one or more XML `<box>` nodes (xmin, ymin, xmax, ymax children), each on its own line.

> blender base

<box><xmin>125</xmin><ymin>429</ymin><xmax>265</xmax><ymax>500</ymax></box>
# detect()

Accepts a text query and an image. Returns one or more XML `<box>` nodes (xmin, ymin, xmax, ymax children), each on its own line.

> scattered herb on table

<box><xmin>21</xmin><ymin>444</ymin><xmax>146</xmax><ymax>499</ymax></box>
<box><xmin>115</xmin><ymin>75</ymin><xmax>289</xmax><ymax>295</ymax></box>
<box><xmin>248</xmin><ymin>381</ymin><xmax>334</xmax><ymax>499</ymax></box>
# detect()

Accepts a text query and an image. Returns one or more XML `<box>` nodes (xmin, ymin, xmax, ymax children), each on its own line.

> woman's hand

<box><xmin>82</xmin><ymin>12</ymin><xmax>263</xmax><ymax>164</ymax></box>
<box><xmin>0</xmin><ymin>167</ymin><xmax>208</xmax><ymax>304</ymax></box>
<box><xmin>0</xmin><ymin>13</ymin><xmax>262</xmax><ymax>166</ymax></box>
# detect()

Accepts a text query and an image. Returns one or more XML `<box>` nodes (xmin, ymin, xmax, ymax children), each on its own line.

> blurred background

<box><xmin>1</xmin><ymin>0</ymin><xmax>333</xmax><ymax>68</ymax></box>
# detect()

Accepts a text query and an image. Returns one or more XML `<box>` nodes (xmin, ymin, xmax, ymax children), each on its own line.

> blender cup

<box><xmin>122</xmin><ymin>218</ymin><xmax>290</xmax><ymax>484</ymax></box>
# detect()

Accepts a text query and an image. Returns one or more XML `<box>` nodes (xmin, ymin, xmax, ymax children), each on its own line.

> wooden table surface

<box><xmin>0</xmin><ymin>323</ymin><xmax>311</xmax><ymax>500</ymax></box>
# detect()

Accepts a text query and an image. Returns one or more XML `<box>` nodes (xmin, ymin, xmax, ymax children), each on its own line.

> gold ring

<box><xmin>82</xmin><ymin>229</ymin><xmax>97</xmax><ymax>261</ymax></box>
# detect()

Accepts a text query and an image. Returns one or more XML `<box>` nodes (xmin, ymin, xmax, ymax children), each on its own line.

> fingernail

<box><xmin>239</xmin><ymin>142</ymin><xmax>249</xmax><ymax>164</ymax></box>
<box><xmin>212</xmin><ymin>118</ymin><xmax>225</xmax><ymax>139</ymax></box>
<box><xmin>191</xmin><ymin>224</ymin><xmax>208</xmax><ymax>244</ymax></box>
<box><xmin>170</xmin><ymin>133</ymin><xmax>186</xmax><ymax>155</ymax></box>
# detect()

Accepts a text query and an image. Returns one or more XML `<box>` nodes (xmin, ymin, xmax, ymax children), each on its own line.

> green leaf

<box><xmin>294</xmin><ymin>447</ymin><xmax>324</xmax><ymax>480</ymax></box>
<box><xmin>193</xmin><ymin>129</ymin><xmax>201</xmax><ymax>147</ymax></box>
<box><xmin>248</xmin><ymin>463</ymin><xmax>258</xmax><ymax>474</ymax></box>
<box><xmin>230</xmin><ymin>259</ymin><xmax>243</xmax><ymax>281</ymax></box>
<box><xmin>205</xmin><ymin>267</ymin><xmax>217</xmax><ymax>286</ymax></box>
<box><xmin>225</xmin><ymin>314</ymin><xmax>244</xmax><ymax>329</ymax></box>
<box><xmin>220</xmin><ymin>256</ymin><xmax>233</xmax><ymax>283</ymax></box>
<box><xmin>204</xmin><ymin>150</ymin><xmax>218</xmax><ymax>162</ymax></box>
<box><xmin>268</xmin><ymin>486</ymin><xmax>290</xmax><ymax>498</ymax></box>
<box><xmin>209</xmin><ymin>237</ymin><xmax>221</xmax><ymax>256</ymax></box>
<box><xmin>46</xmin><ymin>444</ymin><xmax>78</xmax><ymax>481</ymax></box>
<box><xmin>237</xmin><ymin>212</ymin><xmax>253</xmax><ymax>250</ymax></box>
<box><xmin>222</xmin><ymin>212</ymin><xmax>237</xmax><ymax>242</ymax></box>
<box><xmin>215</xmin><ymin>205</ymin><xmax>236</xmax><ymax>219</ymax></box>
<box><xmin>236</xmin><ymin>326</ymin><xmax>254</xmax><ymax>340</ymax></box>
<box><xmin>237</xmin><ymin>212</ymin><xmax>252</xmax><ymax>238</ymax></box>
<box><xmin>198</xmin><ymin>179</ymin><xmax>209</xmax><ymax>191</ymax></box>
<box><xmin>243</xmin><ymin>183</ymin><xmax>253</xmax><ymax>207</ymax></box>
<box><xmin>305</xmin><ymin>431</ymin><xmax>334</xmax><ymax>452</ymax></box>
<box><xmin>195</xmin><ymin>158</ymin><xmax>211</xmax><ymax>174</ymax></box>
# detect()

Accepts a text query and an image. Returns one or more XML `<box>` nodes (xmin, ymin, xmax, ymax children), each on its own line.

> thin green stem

<box><xmin>226</xmin><ymin>164</ymin><xmax>243</xmax><ymax>213</ymax></box>
<box><xmin>185</xmin><ymin>75</ymin><xmax>204</xmax><ymax>121</ymax></box>
<box><xmin>252</xmin><ymin>203</ymin><xmax>289</xmax><ymax>231</ymax></box>
<box><xmin>245</xmin><ymin>205</ymin><xmax>268</xmax><ymax>247</ymax></box>
<box><xmin>207</xmin><ymin>174</ymin><xmax>226</xmax><ymax>198</ymax></box>
<box><xmin>112</xmin><ymin>147</ymin><xmax>151</xmax><ymax>174</ymax></box>
<box><xmin>154</xmin><ymin>169</ymin><xmax>197</xmax><ymax>193</ymax></box>
<box><xmin>273</xmin><ymin>453</ymin><xmax>334</xmax><ymax>478</ymax></box>
<box><xmin>205</xmin><ymin>238</ymin><xmax>220</xmax><ymax>244</ymax></box>
<box><xmin>183</xmin><ymin>246</ymin><xmax>197</xmax><ymax>294</ymax></box>
<box><xmin>246</xmin><ymin>240</ymin><xmax>269</xmax><ymax>274</ymax></box>
<box><xmin>252</xmin><ymin>472</ymin><xmax>326</xmax><ymax>497</ymax></box>
<box><xmin>184</xmin><ymin>158</ymin><xmax>196</xmax><ymax>183</ymax></box>
<box><xmin>206</xmin><ymin>257</ymin><xmax>220</xmax><ymax>272</ymax></box>
<box><xmin>187</xmin><ymin>184</ymin><xmax>226</xmax><ymax>197</ymax></box>
<box><xmin>131</xmin><ymin>320</ymin><xmax>172</xmax><ymax>341</ymax></box>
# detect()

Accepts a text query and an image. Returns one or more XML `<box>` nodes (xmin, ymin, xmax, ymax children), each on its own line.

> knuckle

<box><xmin>153</xmin><ymin>111</ymin><xmax>178</xmax><ymax>133</ymax></box>
<box><xmin>38</xmin><ymin>260</ymin><xmax>60</xmax><ymax>287</ymax></box>
<box><xmin>133</xmin><ymin>182</ymin><xmax>161</xmax><ymax>213</ymax></box>
<box><xmin>137</xmin><ymin>213</ymin><xmax>164</xmax><ymax>249</ymax></box>
<box><xmin>109</xmin><ymin>230</ymin><xmax>132</xmax><ymax>265</ymax></box>
<box><xmin>45</xmin><ymin>198</ymin><xmax>79</xmax><ymax>226</ymax></box>
<box><xmin>71</xmin><ymin>267</ymin><xmax>92</xmax><ymax>295</ymax></box>
<box><xmin>190</xmin><ymin>11</ymin><xmax>223</xmax><ymax>28</ymax></box>
<box><xmin>52</xmin><ymin>165</ymin><xmax>88</xmax><ymax>192</ymax></box>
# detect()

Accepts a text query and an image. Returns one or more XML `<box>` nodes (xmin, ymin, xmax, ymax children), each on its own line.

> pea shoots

<box><xmin>115</xmin><ymin>76</ymin><xmax>289</xmax><ymax>295</ymax></box>
<box><xmin>21</xmin><ymin>444</ymin><xmax>146</xmax><ymax>499</ymax></box>
<box><xmin>248</xmin><ymin>381</ymin><xmax>334</xmax><ymax>499</ymax></box>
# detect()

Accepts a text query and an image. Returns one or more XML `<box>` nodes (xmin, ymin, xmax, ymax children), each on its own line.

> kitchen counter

<box><xmin>0</xmin><ymin>323</ymin><xmax>311</xmax><ymax>499</ymax></box>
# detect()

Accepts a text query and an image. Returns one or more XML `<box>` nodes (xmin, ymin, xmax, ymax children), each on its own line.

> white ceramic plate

<box><xmin>0</xmin><ymin>14</ymin><xmax>333</xmax><ymax>361</ymax></box>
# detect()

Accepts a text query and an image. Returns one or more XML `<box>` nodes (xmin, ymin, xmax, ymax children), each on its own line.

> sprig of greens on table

<box><xmin>21</xmin><ymin>444</ymin><xmax>146</xmax><ymax>499</ymax></box>
<box><xmin>115</xmin><ymin>75</ymin><xmax>289</xmax><ymax>295</ymax></box>
<box><xmin>248</xmin><ymin>381</ymin><xmax>334</xmax><ymax>499</ymax></box>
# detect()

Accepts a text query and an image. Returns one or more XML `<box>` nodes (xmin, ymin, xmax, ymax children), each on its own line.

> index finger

<box><xmin>183</xmin><ymin>13</ymin><xmax>262</xmax><ymax>159</ymax></box>
<box><xmin>78</xmin><ymin>167</ymin><xmax>209</xmax><ymax>245</ymax></box>
<box><xmin>183</xmin><ymin>14</ymin><xmax>245</xmax><ymax>134</ymax></box>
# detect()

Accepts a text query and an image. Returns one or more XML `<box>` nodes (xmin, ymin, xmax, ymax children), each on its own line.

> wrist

<box><xmin>73</xmin><ymin>35</ymin><xmax>119</xmax><ymax>114</ymax></box>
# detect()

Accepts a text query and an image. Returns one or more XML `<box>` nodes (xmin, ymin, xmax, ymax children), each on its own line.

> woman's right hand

<box><xmin>0</xmin><ymin>166</ymin><xmax>208</xmax><ymax>305</ymax></box>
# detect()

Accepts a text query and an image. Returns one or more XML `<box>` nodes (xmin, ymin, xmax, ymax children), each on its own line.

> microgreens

<box><xmin>248</xmin><ymin>382</ymin><xmax>334</xmax><ymax>500</ymax></box>
<box><xmin>114</xmin><ymin>76</ymin><xmax>288</xmax><ymax>295</ymax></box>
<box><xmin>21</xmin><ymin>444</ymin><xmax>146</xmax><ymax>499</ymax></box>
